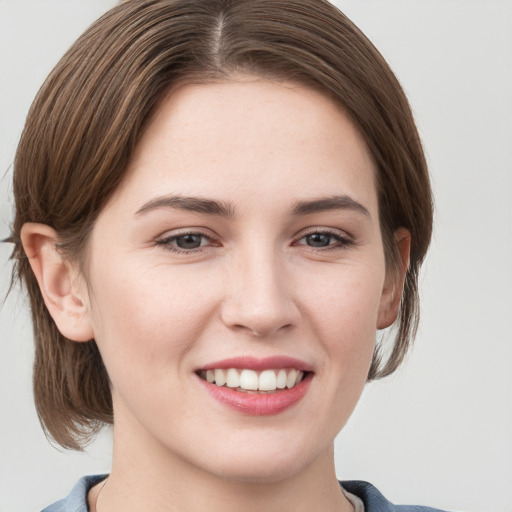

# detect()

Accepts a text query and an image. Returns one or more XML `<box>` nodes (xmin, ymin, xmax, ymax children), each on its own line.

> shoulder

<box><xmin>41</xmin><ymin>475</ymin><xmax>449</xmax><ymax>511</ymax></box>
<box><xmin>341</xmin><ymin>480</ymin><xmax>450</xmax><ymax>512</ymax></box>
<box><xmin>41</xmin><ymin>475</ymin><xmax>108</xmax><ymax>512</ymax></box>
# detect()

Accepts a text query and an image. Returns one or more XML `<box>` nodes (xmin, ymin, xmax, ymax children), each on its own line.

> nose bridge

<box><xmin>221</xmin><ymin>240</ymin><xmax>297</xmax><ymax>336</ymax></box>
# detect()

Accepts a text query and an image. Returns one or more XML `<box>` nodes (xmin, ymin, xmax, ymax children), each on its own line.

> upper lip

<box><xmin>199</xmin><ymin>356</ymin><xmax>314</xmax><ymax>372</ymax></box>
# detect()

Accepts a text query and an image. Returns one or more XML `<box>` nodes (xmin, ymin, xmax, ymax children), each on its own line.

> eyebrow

<box><xmin>135</xmin><ymin>194</ymin><xmax>370</xmax><ymax>219</ymax></box>
<box><xmin>291</xmin><ymin>195</ymin><xmax>370</xmax><ymax>217</ymax></box>
<box><xmin>135</xmin><ymin>195</ymin><xmax>235</xmax><ymax>217</ymax></box>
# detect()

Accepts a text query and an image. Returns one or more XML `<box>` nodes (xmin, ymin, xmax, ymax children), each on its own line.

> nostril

<box><xmin>231</xmin><ymin>322</ymin><xmax>294</xmax><ymax>338</ymax></box>
<box><xmin>220</xmin><ymin>286</ymin><xmax>300</xmax><ymax>338</ymax></box>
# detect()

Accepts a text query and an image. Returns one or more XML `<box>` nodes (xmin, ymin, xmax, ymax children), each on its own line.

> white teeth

<box><xmin>276</xmin><ymin>369</ymin><xmax>287</xmax><ymax>389</ymax></box>
<box><xmin>286</xmin><ymin>369</ymin><xmax>298</xmax><ymax>388</ymax></box>
<box><xmin>214</xmin><ymin>368</ymin><xmax>226</xmax><ymax>386</ymax></box>
<box><xmin>203</xmin><ymin>368</ymin><xmax>306</xmax><ymax>392</ymax></box>
<box><xmin>226</xmin><ymin>368</ymin><xmax>240</xmax><ymax>388</ymax></box>
<box><xmin>258</xmin><ymin>369</ymin><xmax>277</xmax><ymax>391</ymax></box>
<box><xmin>239</xmin><ymin>369</ymin><xmax>259</xmax><ymax>390</ymax></box>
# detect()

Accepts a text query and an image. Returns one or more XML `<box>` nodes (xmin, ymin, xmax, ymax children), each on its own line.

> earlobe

<box><xmin>20</xmin><ymin>223</ymin><xmax>94</xmax><ymax>342</ymax></box>
<box><xmin>377</xmin><ymin>228</ymin><xmax>411</xmax><ymax>329</ymax></box>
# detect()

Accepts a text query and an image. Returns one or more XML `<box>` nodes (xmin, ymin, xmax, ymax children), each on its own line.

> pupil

<box><xmin>307</xmin><ymin>233</ymin><xmax>331</xmax><ymax>247</ymax></box>
<box><xmin>177</xmin><ymin>234</ymin><xmax>202</xmax><ymax>249</ymax></box>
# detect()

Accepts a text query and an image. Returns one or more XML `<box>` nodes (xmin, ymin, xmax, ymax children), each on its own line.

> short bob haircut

<box><xmin>9</xmin><ymin>0</ymin><xmax>432</xmax><ymax>450</ymax></box>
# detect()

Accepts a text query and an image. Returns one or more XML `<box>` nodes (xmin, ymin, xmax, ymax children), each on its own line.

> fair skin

<box><xmin>22</xmin><ymin>78</ymin><xmax>409</xmax><ymax>512</ymax></box>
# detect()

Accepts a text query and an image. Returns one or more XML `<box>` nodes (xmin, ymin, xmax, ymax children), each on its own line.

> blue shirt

<box><xmin>41</xmin><ymin>475</ymin><xmax>448</xmax><ymax>511</ymax></box>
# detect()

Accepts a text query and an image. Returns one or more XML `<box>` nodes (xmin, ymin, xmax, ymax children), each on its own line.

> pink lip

<box><xmin>200</xmin><ymin>356</ymin><xmax>314</xmax><ymax>372</ymax></box>
<box><xmin>197</xmin><ymin>356</ymin><xmax>314</xmax><ymax>415</ymax></box>
<box><xmin>197</xmin><ymin>373</ymin><xmax>313</xmax><ymax>416</ymax></box>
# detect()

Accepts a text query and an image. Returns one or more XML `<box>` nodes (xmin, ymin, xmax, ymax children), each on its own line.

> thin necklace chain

<box><xmin>95</xmin><ymin>476</ymin><xmax>109</xmax><ymax>512</ymax></box>
<box><xmin>94</xmin><ymin>476</ymin><xmax>355</xmax><ymax>512</ymax></box>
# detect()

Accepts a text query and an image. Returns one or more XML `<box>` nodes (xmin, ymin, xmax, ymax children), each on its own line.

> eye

<box><xmin>303</xmin><ymin>233</ymin><xmax>334</xmax><ymax>247</ymax></box>
<box><xmin>156</xmin><ymin>231</ymin><xmax>215</xmax><ymax>253</ymax></box>
<box><xmin>295</xmin><ymin>230</ymin><xmax>351</xmax><ymax>250</ymax></box>
<box><xmin>173</xmin><ymin>233</ymin><xmax>207</xmax><ymax>249</ymax></box>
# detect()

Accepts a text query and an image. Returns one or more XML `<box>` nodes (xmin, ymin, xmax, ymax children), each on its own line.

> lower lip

<box><xmin>198</xmin><ymin>373</ymin><xmax>312</xmax><ymax>416</ymax></box>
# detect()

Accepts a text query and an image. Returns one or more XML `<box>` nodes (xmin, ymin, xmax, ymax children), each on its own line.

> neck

<box><xmin>91</xmin><ymin>421</ymin><xmax>352</xmax><ymax>512</ymax></box>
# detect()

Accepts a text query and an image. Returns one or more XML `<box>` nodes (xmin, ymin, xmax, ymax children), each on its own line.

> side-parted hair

<box><xmin>9</xmin><ymin>0</ymin><xmax>433</xmax><ymax>449</ymax></box>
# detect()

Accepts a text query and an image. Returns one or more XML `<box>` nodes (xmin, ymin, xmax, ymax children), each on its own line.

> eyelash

<box><xmin>294</xmin><ymin>229</ymin><xmax>353</xmax><ymax>251</ymax></box>
<box><xmin>155</xmin><ymin>229</ymin><xmax>353</xmax><ymax>254</ymax></box>
<box><xmin>155</xmin><ymin>231</ymin><xmax>218</xmax><ymax>254</ymax></box>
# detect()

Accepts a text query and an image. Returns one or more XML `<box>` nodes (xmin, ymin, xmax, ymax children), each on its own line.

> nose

<box><xmin>220</xmin><ymin>248</ymin><xmax>300</xmax><ymax>338</ymax></box>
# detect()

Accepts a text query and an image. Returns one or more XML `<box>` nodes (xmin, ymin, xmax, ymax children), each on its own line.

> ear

<box><xmin>377</xmin><ymin>228</ymin><xmax>411</xmax><ymax>329</ymax></box>
<box><xmin>20</xmin><ymin>223</ymin><xmax>94</xmax><ymax>342</ymax></box>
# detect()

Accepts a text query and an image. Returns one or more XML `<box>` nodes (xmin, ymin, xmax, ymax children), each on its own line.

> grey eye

<box><xmin>305</xmin><ymin>233</ymin><xmax>333</xmax><ymax>247</ymax></box>
<box><xmin>175</xmin><ymin>234</ymin><xmax>204</xmax><ymax>249</ymax></box>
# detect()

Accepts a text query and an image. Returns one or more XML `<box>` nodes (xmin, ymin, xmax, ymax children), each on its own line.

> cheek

<box><xmin>299</xmin><ymin>263</ymin><xmax>384</xmax><ymax>376</ymax></box>
<box><xmin>87</xmin><ymin>260</ymin><xmax>221</xmax><ymax>378</ymax></box>
<box><xmin>302</xmin><ymin>264</ymin><xmax>384</xmax><ymax>339</ymax></box>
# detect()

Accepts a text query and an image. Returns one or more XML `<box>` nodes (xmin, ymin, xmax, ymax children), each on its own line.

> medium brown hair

<box><xmin>9</xmin><ymin>0</ymin><xmax>432</xmax><ymax>449</ymax></box>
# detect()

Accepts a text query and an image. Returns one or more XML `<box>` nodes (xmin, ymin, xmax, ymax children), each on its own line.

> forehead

<box><xmin>108</xmin><ymin>78</ymin><xmax>378</xmax><ymax>216</ymax></box>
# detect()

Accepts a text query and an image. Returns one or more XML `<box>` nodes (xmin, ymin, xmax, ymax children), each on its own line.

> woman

<box><xmin>9</xmin><ymin>0</ymin><xmax>441</xmax><ymax>510</ymax></box>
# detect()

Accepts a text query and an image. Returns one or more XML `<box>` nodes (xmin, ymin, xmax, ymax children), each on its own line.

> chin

<box><xmin>198</xmin><ymin>437</ymin><xmax>322</xmax><ymax>485</ymax></box>
<box><xmin>212</xmin><ymin>459</ymin><xmax>303</xmax><ymax>485</ymax></box>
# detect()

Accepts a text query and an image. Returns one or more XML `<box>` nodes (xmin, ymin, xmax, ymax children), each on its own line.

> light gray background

<box><xmin>1</xmin><ymin>1</ymin><xmax>511</xmax><ymax>511</ymax></box>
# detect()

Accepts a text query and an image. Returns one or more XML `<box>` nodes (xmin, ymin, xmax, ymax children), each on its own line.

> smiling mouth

<box><xmin>197</xmin><ymin>368</ymin><xmax>307</xmax><ymax>393</ymax></box>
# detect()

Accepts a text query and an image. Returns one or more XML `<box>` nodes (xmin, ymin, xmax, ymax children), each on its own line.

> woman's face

<box><xmin>83</xmin><ymin>78</ymin><xmax>399</xmax><ymax>482</ymax></box>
